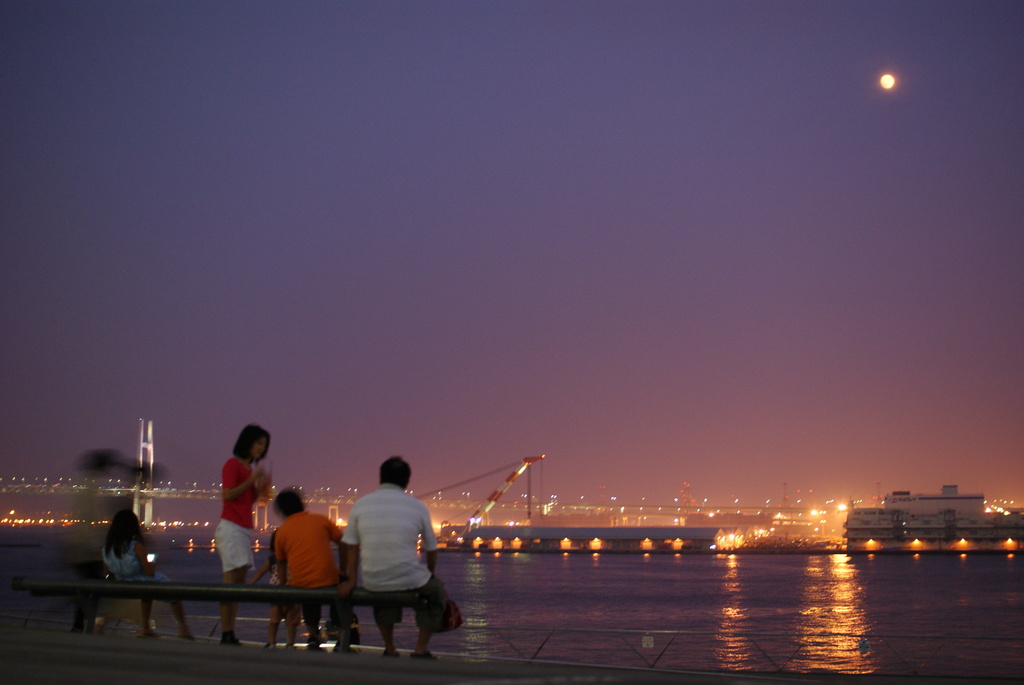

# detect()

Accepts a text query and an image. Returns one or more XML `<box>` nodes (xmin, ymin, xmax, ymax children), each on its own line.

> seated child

<box><xmin>102</xmin><ymin>509</ymin><xmax>193</xmax><ymax>639</ymax></box>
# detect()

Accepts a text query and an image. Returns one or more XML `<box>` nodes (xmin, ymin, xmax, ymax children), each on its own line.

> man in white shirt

<box><xmin>339</xmin><ymin>456</ymin><xmax>444</xmax><ymax>658</ymax></box>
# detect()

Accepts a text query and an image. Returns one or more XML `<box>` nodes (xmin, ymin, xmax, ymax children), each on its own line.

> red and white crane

<box><xmin>462</xmin><ymin>455</ymin><xmax>545</xmax><ymax>536</ymax></box>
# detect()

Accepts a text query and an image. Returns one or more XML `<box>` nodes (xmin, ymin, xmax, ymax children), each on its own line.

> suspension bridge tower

<box><xmin>134</xmin><ymin>419</ymin><xmax>156</xmax><ymax>527</ymax></box>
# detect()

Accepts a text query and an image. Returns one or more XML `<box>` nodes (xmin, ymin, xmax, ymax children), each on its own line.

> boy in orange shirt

<box><xmin>273</xmin><ymin>489</ymin><xmax>346</xmax><ymax>651</ymax></box>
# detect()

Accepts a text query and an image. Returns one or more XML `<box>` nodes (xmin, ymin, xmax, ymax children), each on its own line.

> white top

<box><xmin>342</xmin><ymin>483</ymin><xmax>438</xmax><ymax>591</ymax></box>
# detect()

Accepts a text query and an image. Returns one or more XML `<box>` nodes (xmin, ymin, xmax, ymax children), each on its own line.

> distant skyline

<box><xmin>0</xmin><ymin>439</ymin><xmax>1011</xmax><ymax>511</ymax></box>
<box><xmin>2</xmin><ymin>2</ymin><xmax>1022</xmax><ymax>508</ymax></box>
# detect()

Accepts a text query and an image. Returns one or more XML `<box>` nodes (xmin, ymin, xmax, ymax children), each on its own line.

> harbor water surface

<box><xmin>1</xmin><ymin>527</ymin><xmax>1020</xmax><ymax>677</ymax></box>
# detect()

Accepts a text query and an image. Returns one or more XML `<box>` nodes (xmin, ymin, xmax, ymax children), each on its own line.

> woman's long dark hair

<box><xmin>232</xmin><ymin>424</ymin><xmax>271</xmax><ymax>461</ymax></box>
<box><xmin>104</xmin><ymin>509</ymin><xmax>143</xmax><ymax>558</ymax></box>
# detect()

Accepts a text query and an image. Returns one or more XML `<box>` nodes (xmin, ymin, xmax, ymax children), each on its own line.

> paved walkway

<box><xmin>0</xmin><ymin>626</ymin><xmax>1012</xmax><ymax>685</ymax></box>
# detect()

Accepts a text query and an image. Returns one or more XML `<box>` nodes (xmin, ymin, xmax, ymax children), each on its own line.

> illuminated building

<box><xmin>459</xmin><ymin>526</ymin><xmax>748</xmax><ymax>552</ymax></box>
<box><xmin>845</xmin><ymin>485</ymin><xmax>1023</xmax><ymax>552</ymax></box>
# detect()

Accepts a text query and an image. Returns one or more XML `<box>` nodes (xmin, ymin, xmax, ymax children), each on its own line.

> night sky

<box><xmin>2</xmin><ymin>1</ymin><xmax>1022</xmax><ymax>509</ymax></box>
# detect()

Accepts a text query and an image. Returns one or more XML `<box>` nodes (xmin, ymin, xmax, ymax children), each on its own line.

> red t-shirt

<box><xmin>220</xmin><ymin>458</ymin><xmax>254</xmax><ymax>528</ymax></box>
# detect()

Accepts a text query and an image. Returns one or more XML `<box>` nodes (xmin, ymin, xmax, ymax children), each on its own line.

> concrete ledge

<box><xmin>2</xmin><ymin>624</ymin><xmax>1018</xmax><ymax>685</ymax></box>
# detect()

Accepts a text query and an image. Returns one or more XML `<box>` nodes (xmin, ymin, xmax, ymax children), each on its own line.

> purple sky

<box><xmin>2</xmin><ymin>1</ymin><xmax>1022</xmax><ymax>509</ymax></box>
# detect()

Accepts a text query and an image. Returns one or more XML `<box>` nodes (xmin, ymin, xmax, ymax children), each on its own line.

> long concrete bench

<box><xmin>11</xmin><ymin>576</ymin><xmax>421</xmax><ymax>650</ymax></box>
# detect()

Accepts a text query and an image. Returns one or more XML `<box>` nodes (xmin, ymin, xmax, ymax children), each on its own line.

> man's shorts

<box><xmin>372</xmin><ymin>575</ymin><xmax>445</xmax><ymax>632</ymax></box>
<box><xmin>214</xmin><ymin>518</ymin><xmax>254</xmax><ymax>573</ymax></box>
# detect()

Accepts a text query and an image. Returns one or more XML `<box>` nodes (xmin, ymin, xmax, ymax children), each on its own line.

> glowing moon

<box><xmin>880</xmin><ymin>73</ymin><xmax>896</xmax><ymax>90</ymax></box>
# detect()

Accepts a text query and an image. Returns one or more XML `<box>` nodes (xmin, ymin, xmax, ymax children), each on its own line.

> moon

<box><xmin>880</xmin><ymin>73</ymin><xmax>896</xmax><ymax>90</ymax></box>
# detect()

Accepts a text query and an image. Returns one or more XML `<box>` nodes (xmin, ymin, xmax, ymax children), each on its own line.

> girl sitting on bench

<box><xmin>102</xmin><ymin>509</ymin><xmax>194</xmax><ymax>640</ymax></box>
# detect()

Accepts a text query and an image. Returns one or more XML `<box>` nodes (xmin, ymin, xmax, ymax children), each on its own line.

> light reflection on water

<box><xmin>712</xmin><ymin>554</ymin><xmax>752</xmax><ymax>667</ymax></box>
<box><xmin>699</xmin><ymin>553</ymin><xmax>877</xmax><ymax>672</ymax></box>
<box><xmin>793</xmin><ymin>554</ymin><xmax>873</xmax><ymax>673</ymax></box>
<box><xmin>431</xmin><ymin>549</ymin><xmax>1021</xmax><ymax>676</ymax></box>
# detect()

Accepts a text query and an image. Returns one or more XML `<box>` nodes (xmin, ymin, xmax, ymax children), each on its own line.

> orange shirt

<box><xmin>274</xmin><ymin>511</ymin><xmax>342</xmax><ymax>588</ymax></box>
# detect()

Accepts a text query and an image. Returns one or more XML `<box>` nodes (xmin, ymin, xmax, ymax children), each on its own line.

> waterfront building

<box><xmin>844</xmin><ymin>485</ymin><xmax>1023</xmax><ymax>552</ymax></box>
<box><xmin>457</xmin><ymin>525</ymin><xmax>749</xmax><ymax>552</ymax></box>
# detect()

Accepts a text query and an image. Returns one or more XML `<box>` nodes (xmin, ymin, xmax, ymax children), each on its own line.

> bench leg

<box><xmin>333</xmin><ymin>599</ymin><xmax>354</xmax><ymax>652</ymax></box>
<box><xmin>78</xmin><ymin>592</ymin><xmax>99</xmax><ymax>634</ymax></box>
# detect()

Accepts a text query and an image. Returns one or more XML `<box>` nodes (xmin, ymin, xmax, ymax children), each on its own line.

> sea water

<box><xmin>1</xmin><ymin>527</ymin><xmax>1020</xmax><ymax>676</ymax></box>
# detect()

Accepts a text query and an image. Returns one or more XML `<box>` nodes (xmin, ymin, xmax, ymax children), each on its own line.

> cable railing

<box><xmin>395</xmin><ymin>624</ymin><xmax>1024</xmax><ymax>677</ymax></box>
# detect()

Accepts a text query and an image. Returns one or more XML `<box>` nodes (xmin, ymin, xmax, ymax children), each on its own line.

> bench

<box><xmin>10</xmin><ymin>576</ymin><xmax>421</xmax><ymax>651</ymax></box>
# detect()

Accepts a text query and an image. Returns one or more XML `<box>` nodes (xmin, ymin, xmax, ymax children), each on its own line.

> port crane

<box><xmin>461</xmin><ymin>455</ymin><xmax>545</xmax><ymax>538</ymax></box>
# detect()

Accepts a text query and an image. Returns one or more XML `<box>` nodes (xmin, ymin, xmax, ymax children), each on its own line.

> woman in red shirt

<box><xmin>215</xmin><ymin>424</ymin><xmax>271</xmax><ymax>645</ymax></box>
